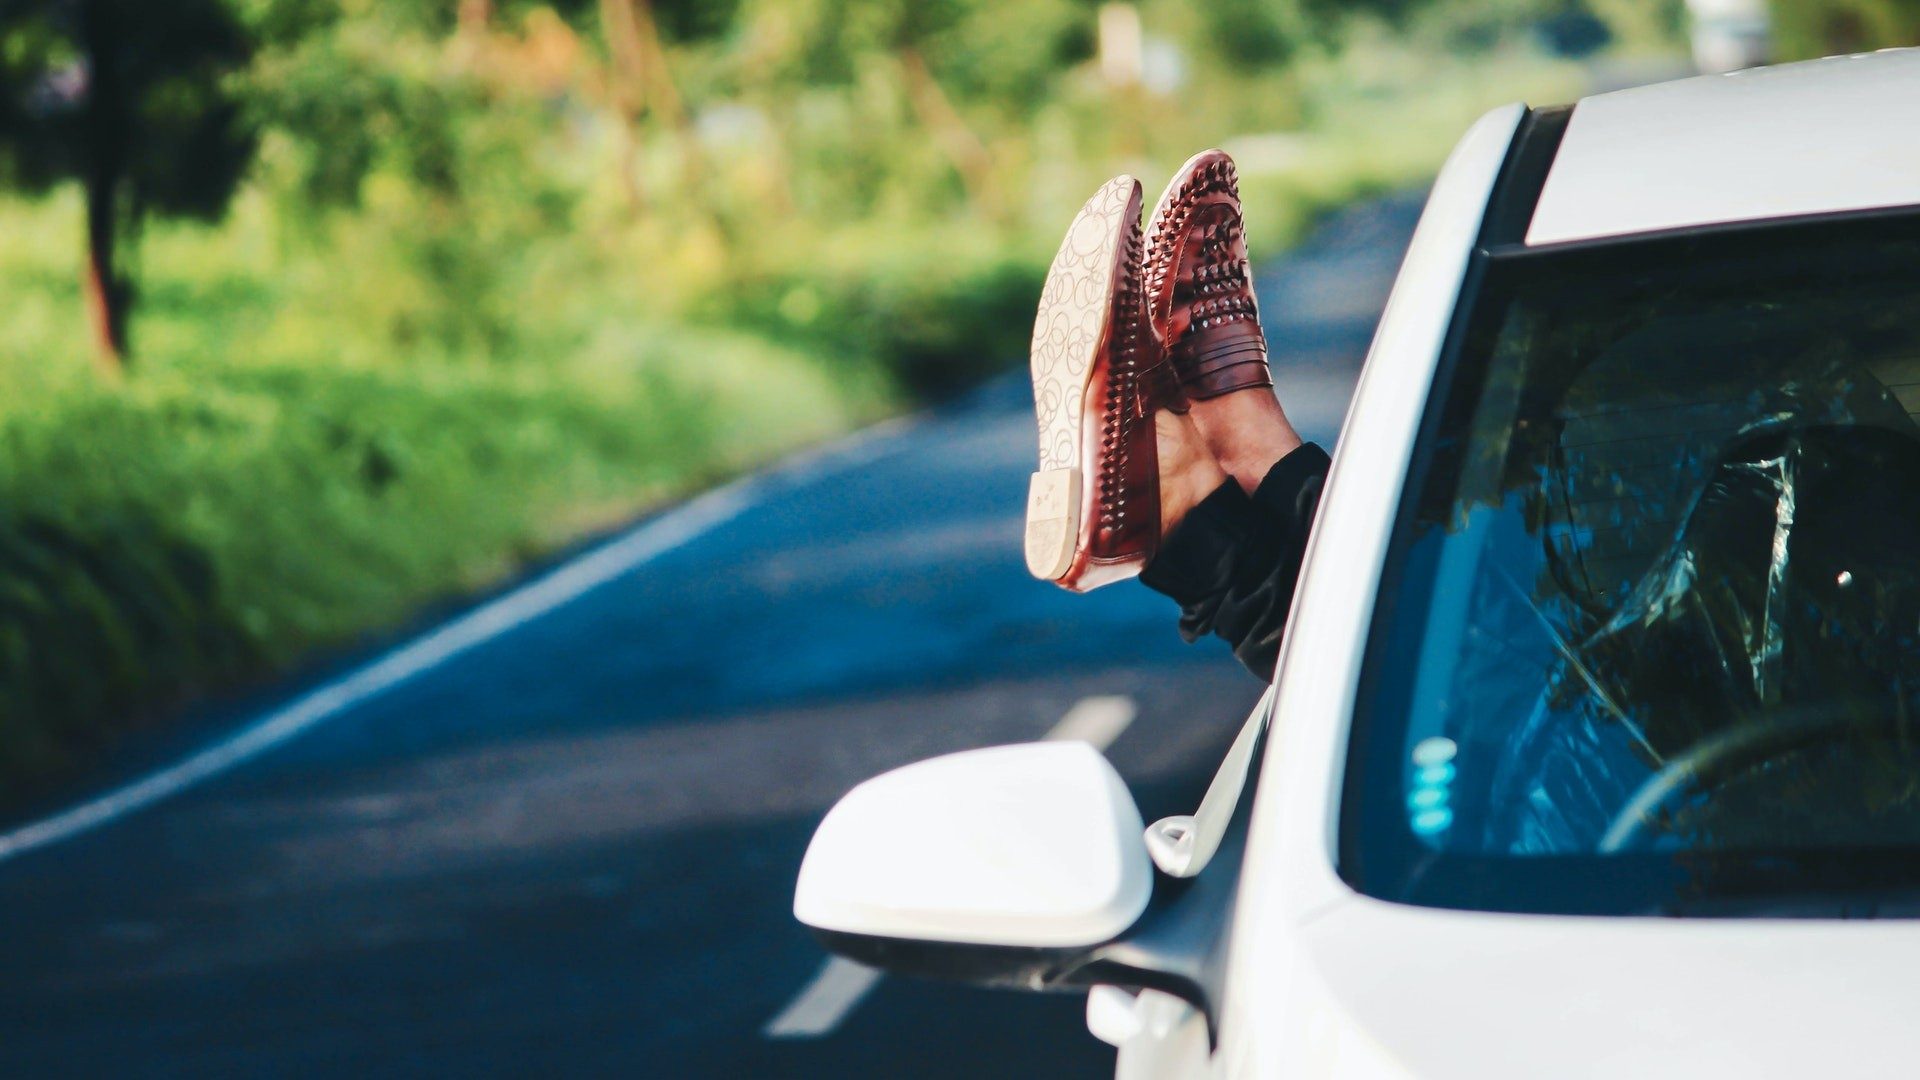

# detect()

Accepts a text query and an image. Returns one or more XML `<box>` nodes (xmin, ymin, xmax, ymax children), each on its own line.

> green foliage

<box><xmin>243</xmin><ymin>28</ymin><xmax>476</xmax><ymax>208</ymax></box>
<box><xmin>0</xmin><ymin>0</ymin><xmax>255</xmax><ymax>216</ymax></box>
<box><xmin>716</xmin><ymin>236</ymin><xmax>1048</xmax><ymax>399</ymax></box>
<box><xmin>1770</xmin><ymin>0</ymin><xmax>1920</xmax><ymax>59</ymax></box>
<box><xmin>651</xmin><ymin>0</ymin><xmax>744</xmax><ymax>42</ymax></box>
<box><xmin>1200</xmin><ymin>0</ymin><xmax>1303</xmax><ymax>71</ymax></box>
<box><xmin>0</xmin><ymin>0</ymin><xmax>1612</xmax><ymax>792</ymax></box>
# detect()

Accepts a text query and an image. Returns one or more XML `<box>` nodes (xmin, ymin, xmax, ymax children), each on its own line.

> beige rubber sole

<box><xmin>1025</xmin><ymin>176</ymin><xmax>1139</xmax><ymax>581</ymax></box>
<box><xmin>1024</xmin><ymin>468</ymin><xmax>1081</xmax><ymax>580</ymax></box>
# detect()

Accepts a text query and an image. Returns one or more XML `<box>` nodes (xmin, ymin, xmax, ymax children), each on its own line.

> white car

<box><xmin>794</xmin><ymin>49</ymin><xmax>1920</xmax><ymax>1078</ymax></box>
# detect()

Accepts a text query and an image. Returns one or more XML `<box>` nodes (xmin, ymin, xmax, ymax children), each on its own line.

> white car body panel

<box><xmin>1529</xmin><ymin>48</ymin><xmax>1920</xmax><ymax>245</ymax></box>
<box><xmin>1219</xmin><ymin>55</ymin><xmax>1920</xmax><ymax>1079</ymax></box>
<box><xmin>1216</xmin><ymin>102</ymin><xmax>1525</xmax><ymax>1078</ymax></box>
<box><xmin>1297</xmin><ymin>899</ymin><xmax>1920</xmax><ymax>1079</ymax></box>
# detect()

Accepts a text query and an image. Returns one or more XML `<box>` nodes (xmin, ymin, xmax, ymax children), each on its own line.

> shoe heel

<box><xmin>1024</xmin><ymin>468</ymin><xmax>1081</xmax><ymax>580</ymax></box>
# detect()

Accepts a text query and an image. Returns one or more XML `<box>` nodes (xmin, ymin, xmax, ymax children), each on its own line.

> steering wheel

<box><xmin>1598</xmin><ymin>705</ymin><xmax>1912</xmax><ymax>853</ymax></box>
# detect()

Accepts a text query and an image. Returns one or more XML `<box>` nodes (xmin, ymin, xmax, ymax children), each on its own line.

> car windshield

<box><xmin>1340</xmin><ymin>211</ymin><xmax>1920</xmax><ymax>916</ymax></box>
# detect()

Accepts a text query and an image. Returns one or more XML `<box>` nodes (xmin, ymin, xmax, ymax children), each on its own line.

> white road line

<box><xmin>0</xmin><ymin>419</ymin><xmax>910</xmax><ymax>866</ymax></box>
<box><xmin>762</xmin><ymin>958</ymin><xmax>884</xmax><ymax>1039</ymax></box>
<box><xmin>764</xmin><ymin>693</ymin><xmax>1139</xmax><ymax>1040</ymax></box>
<box><xmin>1043</xmin><ymin>694</ymin><xmax>1137</xmax><ymax>749</ymax></box>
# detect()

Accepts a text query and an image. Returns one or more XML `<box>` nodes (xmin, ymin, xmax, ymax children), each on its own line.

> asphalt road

<box><xmin>0</xmin><ymin>193</ymin><xmax>1419</xmax><ymax>1078</ymax></box>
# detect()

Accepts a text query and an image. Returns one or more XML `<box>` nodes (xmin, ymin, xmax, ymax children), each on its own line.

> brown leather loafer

<box><xmin>1144</xmin><ymin>150</ymin><xmax>1274</xmax><ymax>401</ymax></box>
<box><xmin>1026</xmin><ymin>176</ymin><xmax>1190</xmax><ymax>592</ymax></box>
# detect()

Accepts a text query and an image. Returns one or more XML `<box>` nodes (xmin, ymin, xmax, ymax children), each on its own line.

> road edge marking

<box><xmin>0</xmin><ymin>418</ymin><xmax>913</xmax><ymax>865</ymax></box>
<box><xmin>763</xmin><ymin>958</ymin><xmax>884</xmax><ymax>1039</ymax></box>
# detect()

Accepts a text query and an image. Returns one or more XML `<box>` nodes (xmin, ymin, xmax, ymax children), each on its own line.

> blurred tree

<box><xmin>757</xmin><ymin>0</ymin><xmax>1097</xmax><ymax>216</ymax></box>
<box><xmin>236</xmin><ymin>0</ymin><xmax>469</xmax><ymax>210</ymax></box>
<box><xmin>1585</xmin><ymin>0</ymin><xmax>1683</xmax><ymax>52</ymax></box>
<box><xmin>599</xmin><ymin>0</ymin><xmax>670</xmax><ymax>209</ymax></box>
<box><xmin>652</xmin><ymin>0</ymin><xmax>741</xmax><ymax>42</ymax></box>
<box><xmin>595</xmin><ymin>0</ymin><xmax>733</xmax><ymax>231</ymax></box>
<box><xmin>0</xmin><ymin>0</ymin><xmax>255</xmax><ymax>371</ymax></box>
<box><xmin>1198</xmin><ymin>0</ymin><xmax>1301</xmax><ymax>71</ymax></box>
<box><xmin>1770</xmin><ymin>0</ymin><xmax>1920</xmax><ymax>58</ymax></box>
<box><xmin>1535</xmin><ymin>1</ymin><xmax>1613</xmax><ymax>57</ymax></box>
<box><xmin>459</xmin><ymin>0</ymin><xmax>494</xmax><ymax>38</ymax></box>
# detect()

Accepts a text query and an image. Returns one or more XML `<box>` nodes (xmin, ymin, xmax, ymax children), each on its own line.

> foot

<box><xmin>1155</xmin><ymin>408</ymin><xmax>1228</xmax><ymax>539</ymax></box>
<box><xmin>1191</xmin><ymin>387</ymin><xmax>1301</xmax><ymax>495</ymax></box>
<box><xmin>1025</xmin><ymin>176</ymin><xmax>1197</xmax><ymax>592</ymax></box>
<box><xmin>1144</xmin><ymin>150</ymin><xmax>1302</xmax><ymax>492</ymax></box>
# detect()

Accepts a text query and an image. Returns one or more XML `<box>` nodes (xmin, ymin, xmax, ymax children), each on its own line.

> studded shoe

<box><xmin>1025</xmin><ymin>176</ymin><xmax>1190</xmax><ymax>592</ymax></box>
<box><xmin>1144</xmin><ymin>149</ymin><xmax>1273</xmax><ymax>401</ymax></box>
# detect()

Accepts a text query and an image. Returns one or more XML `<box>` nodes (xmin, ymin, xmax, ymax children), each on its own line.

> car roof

<box><xmin>1528</xmin><ymin>47</ymin><xmax>1920</xmax><ymax>246</ymax></box>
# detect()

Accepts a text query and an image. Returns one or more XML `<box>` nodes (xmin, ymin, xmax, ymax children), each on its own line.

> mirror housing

<box><xmin>794</xmin><ymin>724</ymin><xmax>1262</xmax><ymax>1040</ymax></box>
<box><xmin>794</xmin><ymin>741</ymin><xmax>1152</xmax><ymax>967</ymax></box>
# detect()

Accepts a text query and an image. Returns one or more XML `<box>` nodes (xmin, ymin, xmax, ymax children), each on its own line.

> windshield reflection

<box><xmin>1343</xmin><ymin>216</ymin><xmax>1920</xmax><ymax>914</ymax></box>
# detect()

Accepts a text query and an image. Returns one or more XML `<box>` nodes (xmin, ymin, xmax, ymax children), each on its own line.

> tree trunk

<box><xmin>76</xmin><ymin>0</ymin><xmax>129</xmax><ymax>375</ymax></box>
<box><xmin>458</xmin><ymin>0</ymin><xmax>493</xmax><ymax>35</ymax></box>
<box><xmin>897</xmin><ymin>47</ymin><xmax>1002</xmax><ymax>220</ymax></box>
<box><xmin>629</xmin><ymin>0</ymin><xmax>731</xmax><ymax>250</ymax></box>
<box><xmin>599</xmin><ymin>0</ymin><xmax>647</xmax><ymax>92</ymax></box>
<box><xmin>81</xmin><ymin>175</ymin><xmax>127</xmax><ymax>374</ymax></box>
<box><xmin>630</xmin><ymin>1</ymin><xmax>701</xmax><ymax>185</ymax></box>
<box><xmin>598</xmin><ymin>0</ymin><xmax>649</xmax><ymax>211</ymax></box>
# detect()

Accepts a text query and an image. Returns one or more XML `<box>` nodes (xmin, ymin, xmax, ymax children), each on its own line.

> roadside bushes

<box><xmin>712</xmin><ymin>243</ymin><xmax>1047</xmax><ymax>401</ymax></box>
<box><xmin>0</xmin><ymin>329</ymin><xmax>882</xmax><ymax>796</ymax></box>
<box><xmin>0</xmin><ymin>507</ymin><xmax>253</xmax><ymax>781</ymax></box>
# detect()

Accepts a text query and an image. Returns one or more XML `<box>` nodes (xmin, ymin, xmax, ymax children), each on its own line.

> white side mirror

<box><xmin>795</xmin><ymin>741</ymin><xmax>1152</xmax><ymax>950</ymax></box>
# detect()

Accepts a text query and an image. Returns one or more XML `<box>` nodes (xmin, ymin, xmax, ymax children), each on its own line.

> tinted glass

<box><xmin>1341</xmin><ymin>214</ymin><xmax>1920</xmax><ymax>915</ymax></box>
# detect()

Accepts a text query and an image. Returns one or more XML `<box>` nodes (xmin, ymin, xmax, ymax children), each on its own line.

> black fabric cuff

<box><xmin>1139</xmin><ymin>480</ymin><xmax>1261</xmax><ymax>607</ymax></box>
<box><xmin>1136</xmin><ymin>441</ymin><xmax>1332</xmax><ymax>679</ymax></box>
<box><xmin>1139</xmin><ymin>441</ymin><xmax>1330</xmax><ymax>607</ymax></box>
<box><xmin>1251</xmin><ymin>442</ymin><xmax>1331</xmax><ymax>530</ymax></box>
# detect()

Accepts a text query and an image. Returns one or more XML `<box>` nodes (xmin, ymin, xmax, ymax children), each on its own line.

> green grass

<box><xmin>0</xmin><ymin>192</ymin><xmax>890</xmax><ymax>789</ymax></box>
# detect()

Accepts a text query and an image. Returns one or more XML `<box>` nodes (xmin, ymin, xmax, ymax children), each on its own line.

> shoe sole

<box><xmin>1025</xmin><ymin>176</ymin><xmax>1142</xmax><ymax>582</ymax></box>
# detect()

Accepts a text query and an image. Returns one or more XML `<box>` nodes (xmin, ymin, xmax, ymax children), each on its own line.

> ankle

<box><xmin>1156</xmin><ymin>410</ymin><xmax>1227</xmax><ymax>537</ymax></box>
<box><xmin>1217</xmin><ymin>438</ymin><xmax>1301</xmax><ymax>494</ymax></box>
<box><xmin>1190</xmin><ymin>388</ymin><xmax>1302</xmax><ymax>494</ymax></box>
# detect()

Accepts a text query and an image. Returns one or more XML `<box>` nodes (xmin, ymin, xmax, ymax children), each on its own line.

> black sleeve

<box><xmin>1139</xmin><ymin>443</ymin><xmax>1331</xmax><ymax>681</ymax></box>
